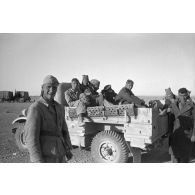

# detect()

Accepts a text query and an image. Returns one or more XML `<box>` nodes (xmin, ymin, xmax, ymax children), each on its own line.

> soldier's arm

<box><xmin>65</xmin><ymin>90</ymin><xmax>79</xmax><ymax>107</ymax></box>
<box><xmin>192</xmin><ymin>104</ymin><xmax>195</xmax><ymax>136</ymax></box>
<box><xmin>62</xmin><ymin>115</ymin><xmax>73</xmax><ymax>160</ymax></box>
<box><xmin>24</xmin><ymin>105</ymin><xmax>44</xmax><ymax>162</ymax></box>
<box><xmin>115</xmin><ymin>89</ymin><xmax>131</xmax><ymax>103</ymax></box>
<box><xmin>64</xmin><ymin>90</ymin><xmax>72</xmax><ymax>106</ymax></box>
<box><xmin>129</xmin><ymin>95</ymin><xmax>146</xmax><ymax>106</ymax></box>
<box><xmin>119</xmin><ymin>88</ymin><xmax>144</xmax><ymax>105</ymax></box>
<box><xmin>62</xmin><ymin>119</ymin><xmax>72</xmax><ymax>150</ymax></box>
<box><xmin>61</xmin><ymin>106</ymin><xmax>72</xmax><ymax>149</ymax></box>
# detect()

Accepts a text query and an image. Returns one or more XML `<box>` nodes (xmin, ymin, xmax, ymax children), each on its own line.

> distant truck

<box><xmin>0</xmin><ymin>91</ymin><xmax>14</xmax><ymax>102</ymax></box>
<box><xmin>14</xmin><ymin>91</ymin><xmax>31</xmax><ymax>102</ymax></box>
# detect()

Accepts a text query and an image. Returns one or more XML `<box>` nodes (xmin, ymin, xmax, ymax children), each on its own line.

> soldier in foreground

<box><xmin>24</xmin><ymin>75</ymin><xmax>72</xmax><ymax>163</ymax></box>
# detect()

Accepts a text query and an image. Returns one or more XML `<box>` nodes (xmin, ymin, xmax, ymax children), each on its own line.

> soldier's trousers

<box><xmin>44</xmin><ymin>156</ymin><xmax>67</xmax><ymax>163</ymax></box>
<box><xmin>75</xmin><ymin>94</ymin><xmax>104</xmax><ymax>115</ymax></box>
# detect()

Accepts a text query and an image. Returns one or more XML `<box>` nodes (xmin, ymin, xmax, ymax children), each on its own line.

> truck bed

<box><xmin>65</xmin><ymin>104</ymin><xmax>168</xmax><ymax>149</ymax></box>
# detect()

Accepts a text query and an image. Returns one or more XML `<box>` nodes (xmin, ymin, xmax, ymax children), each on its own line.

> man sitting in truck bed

<box><xmin>65</xmin><ymin>78</ymin><xmax>89</xmax><ymax>126</ymax></box>
<box><xmin>101</xmin><ymin>84</ymin><xmax>118</xmax><ymax>106</ymax></box>
<box><xmin>65</xmin><ymin>77</ymin><xmax>104</xmax><ymax>126</ymax></box>
<box><xmin>115</xmin><ymin>79</ymin><xmax>148</xmax><ymax>107</ymax></box>
<box><xmin>65</xmin><ymin>78</ymin><xmax>81</xmax><ymax>107</ymax></box>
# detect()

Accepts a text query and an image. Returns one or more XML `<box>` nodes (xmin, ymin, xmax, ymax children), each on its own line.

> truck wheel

<box><xmin>15</xmin><ymin>123</ymin><xmax>27</xmax><ymax>151</ymax></box>
<box><xmin>91</xmin><ymin>130</ymin><xmax>129</xmax><ymax>163</ymax></box>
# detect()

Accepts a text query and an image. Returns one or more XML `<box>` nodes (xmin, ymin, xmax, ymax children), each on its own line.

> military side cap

<box><xmin>126</xmin><ymin>79</ymin><xmax>134</xmax><ymax>84</ymax></box>
<box><xmin>42</xmin><ymin>75</ymin><xmax>59</xmax><ymax>86</ymax></box>
<box><xmin>103</xmin><ymin>85</ymin><xmax>111</xmax><ymax>91</ymax></box>
<box><xmin>178</xmin><ymin>88</ymin><xmax>189</xmax><ymax>95</ymax></box>
<box><xmin>90</xmin><ymin>79</ymin><xmax>100</xmax><ymax>88</ymax></box>
<box><xmin>165</xmin><ymin>87</ymin><xmax>174</xmax><ymax>97</ymax></box>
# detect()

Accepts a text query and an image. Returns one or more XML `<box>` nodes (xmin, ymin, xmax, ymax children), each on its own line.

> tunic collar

<box><xmin>38</xmin><ymin>96</ymin><xmax>56</xmax><ymax>108</ymax></box>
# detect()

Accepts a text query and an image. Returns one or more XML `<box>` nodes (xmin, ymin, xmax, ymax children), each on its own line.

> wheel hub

<box><xmin>100</xmin><ymin>142</ymin><xmax>117</xmax><ymax>161</ymax></box>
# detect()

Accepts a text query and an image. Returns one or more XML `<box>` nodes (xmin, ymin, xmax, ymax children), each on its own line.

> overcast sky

<box><xmin>0</xmin><ymin>33</ymin><xmax>194</xmax><ymax>96</ymax></box>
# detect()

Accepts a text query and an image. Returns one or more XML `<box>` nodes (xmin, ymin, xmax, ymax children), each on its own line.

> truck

<box><xmin>14</xmin><ymin>91</ymin><xmax>31</xmax><ymax>102</ymax></box>
<box><xmin>11</xmin><ymin>83</ymin><xmax>168</xmax><ymax>163</ymax></box>
<box><xmin>0</xmin><ymin>91</ymin><xmax>14</xmax><ymax>102</ymax></box>
<box><xmin>64</xmin><ymin>104</ymin><xmax>168</xmax><ymax>162</ymax></box>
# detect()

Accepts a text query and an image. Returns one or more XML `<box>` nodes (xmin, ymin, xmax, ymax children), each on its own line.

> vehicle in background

<box><xmin>14</xmin><ymin>91</ymin><xmax>31</xmax><ymax>102</ymax></box>
<box><xmin>0</xmin><ymin>91</ymin><xmax>14</xmax><ymax>102</ymax></box>
<box><xmin>0</xmin><ymin>90</ymin><xmax>31</xmax><ymax>103</ymax></box>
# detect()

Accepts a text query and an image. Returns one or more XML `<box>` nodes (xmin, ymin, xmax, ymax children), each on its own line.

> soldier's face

<box><xmin>93</xmin><ymin>83</ymin><xmax>100</xmax><ymax>91</ymax></box>
<box><xmin>71</xmin><ymin>81</ymin><xmax>78</xmax><ymax>90</ymax></box>
<box><xmin>126</xmin><ymin>83</ymin><xmax>133</xmax><ymax>90</ymax></box>
<box><xmin>178</xmin><ymin>93</ymin><xmax>188</xmax><ymax>103</ymax></box>
<box><xmin>42</xmin><ymin>83</ymin><xmax>58</xmax><ymax>101</ymax></box>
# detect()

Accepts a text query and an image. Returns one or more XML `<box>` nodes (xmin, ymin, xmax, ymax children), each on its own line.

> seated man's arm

<box><xmin>65</xmin><ymin>90</ymin><xmax>79</xmax><ymax>107</ymax></box>
<box><xmin>130</xmin><ymin>95</ymin><xmax>146</xmax><ymax>106</ymax></box>
<box><xmin>116</xmin><ymin>88</ymin><xmax>145</xmax><ymax>106</ymax></box>
<box><xmin>60</xmin><ymin>105</ymin><xmax>72</xmax><ymax>149</ymax></box>
<box><xmin>116</xmin><ymin>88</ymin><xmax>135</xmax><ymax>104</ymax></box>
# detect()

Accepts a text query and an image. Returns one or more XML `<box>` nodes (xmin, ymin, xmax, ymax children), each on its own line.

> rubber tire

<box><xmin>91</xmin><ymin>130</ymin><xmax>129</xmax><ymax>163</ymax></box>
<box><xmin>15</xmin><ymin>123</ymin><xmax>27</xmax><ymax>151</ymax></box>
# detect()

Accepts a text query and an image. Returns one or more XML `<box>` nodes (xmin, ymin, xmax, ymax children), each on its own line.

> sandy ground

<box><xmin>0</xmin><ymin>102</ymin><xmax>171</xmax><ymax>163</ymax></box>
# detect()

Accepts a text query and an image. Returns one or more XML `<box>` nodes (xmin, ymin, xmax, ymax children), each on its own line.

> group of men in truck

<box><xmin>23</xmin><ymin>74</ymin><xmax>195</xmax><ymax>163</ymax></box>
<box><xmin>64</xmin><ymin>75</ymin><xmax>147</xmax><ymax>126</ymax></box>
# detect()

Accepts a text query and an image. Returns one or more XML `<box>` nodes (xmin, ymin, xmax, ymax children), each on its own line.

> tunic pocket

<box><xmin>40</xmin><ymin>136</ymin><xmax>58</xmax><ymax>157</ymax></box>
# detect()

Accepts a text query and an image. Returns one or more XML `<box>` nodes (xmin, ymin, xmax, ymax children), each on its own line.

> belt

<box><xmin>40</xmin><ymin>130</ymin><xmax>71</xmax><ymax>152</ymax></box>
<box><xmin>40</xmin><ymin>130</ymin><xmax>62</xmax><ymax>137</ymax></box>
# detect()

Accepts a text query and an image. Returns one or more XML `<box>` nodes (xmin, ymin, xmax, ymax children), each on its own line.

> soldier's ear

<box><xmin>41</xmin><ymin>85</ymin><xmax>44</xmax><ymax>96</ymax></box>
<box><xmin>40</xmin><ymin>90</ymin><xmax>44</xmax><ymax>96</ymax></box>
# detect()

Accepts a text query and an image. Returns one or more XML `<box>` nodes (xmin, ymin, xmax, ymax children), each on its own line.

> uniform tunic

<box><xmin>170</xmin><ymin>99</ymin><xmax>195</xmax><ymax>162</ymax></box>
<box><xmin>115</xmin><ymin>87</ymin><xmax>145</xmax><ymax>106</ymax></box>
<box><xmin>24</xmin><ymin>97</ymin><xmax>72</xmax><ymax>163</ymax></box>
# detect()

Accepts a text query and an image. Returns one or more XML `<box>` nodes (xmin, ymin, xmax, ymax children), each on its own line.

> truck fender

<box><xmin>12</xmin><ymin>117</ymin><xmax>27</xmax><ymax>125</ymax></box>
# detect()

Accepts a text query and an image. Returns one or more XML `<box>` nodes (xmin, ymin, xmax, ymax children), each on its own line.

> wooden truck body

<box><xmin>65</xmin><ymin>104</ymin><xmax>168</xmax><ymax>162</ymax></box>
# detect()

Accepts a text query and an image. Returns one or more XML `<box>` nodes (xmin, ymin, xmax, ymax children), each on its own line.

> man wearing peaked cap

<box><xmin>24</xmin><ymin>75</ymin><xmax>72</xmax><ymax>163</ymax></box>
<box><xmin>76</xmin><ymin>77</ymin><xmax>103</xmax><ymax>126</ymax></box>
<box><xmin>115</xmin><ymin>79</ymin><xmax>147</xmax><ymax>107</ymax></box>
<box><xmin>165</xmin><ymin>87</ymin><xmax>175</xmax><ymax>99</ymax></box>
<box><xmin>40</xmin><ymin>75</ymin><xmax>60</xmax><ymax>102</ymax></box>
<box><xmin>168</xmin><ymin>87</ymin><xmax>195</xmax><ymax>163</ymax></box>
